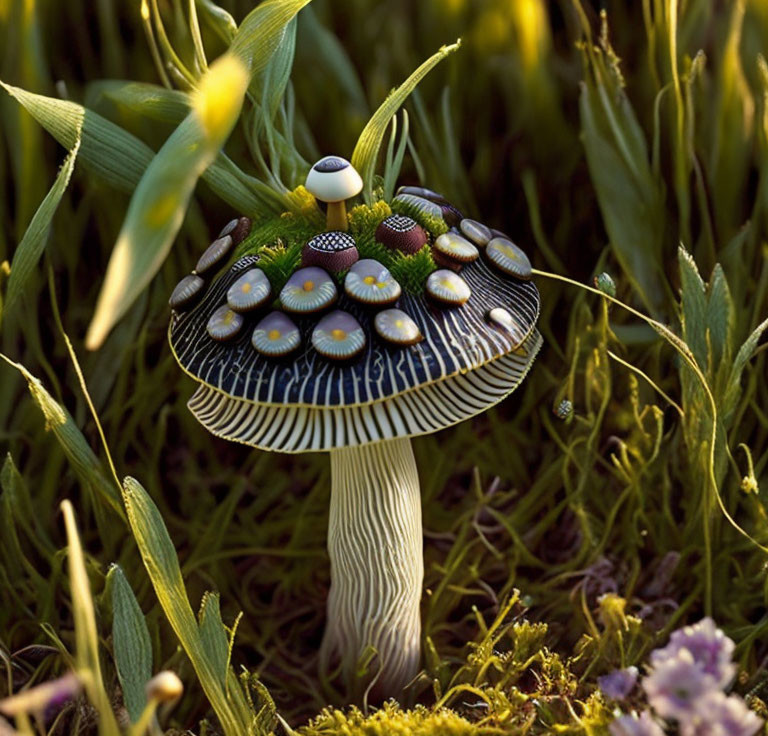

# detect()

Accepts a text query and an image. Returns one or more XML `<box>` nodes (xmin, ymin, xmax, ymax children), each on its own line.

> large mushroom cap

<box><xmin>305</xmin><ymin>156</ymin><xmax>363</xmax><ymax>203</ymax></box>
<box><xmin>170</xmin><ymin>189</ymin><xmax>541</xmax><ymax>453</ymax></box>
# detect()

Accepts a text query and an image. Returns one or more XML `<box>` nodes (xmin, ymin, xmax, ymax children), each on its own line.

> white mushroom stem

<box><xmin>325</xmin><ymin>200</ymin><xmax>349</xmax><ymax>232</ymax></box>
<box><xmin>320</xmin><ymin>436</ymin><xmax>423</xmax><ymax>698</ymax></box>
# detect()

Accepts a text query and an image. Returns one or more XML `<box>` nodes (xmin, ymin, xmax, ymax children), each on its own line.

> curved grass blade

<box><xmin>84</xmin><ymin>53</ymin><xmax>249</xmax><ymax>350</ymax></box>
<box><xmin>122</xmin><ymin>476</ymin><xmax>270</xmax><ymax>735</ymax></box>
<box><xmin>0</xmin><ymin>355</ymin><xmax>124</xmax><ymax>520</ymax></box>
<box><xmin>351</xmin><ymin>40</ymin><xmax>461</xmax><ymax>202</ymax></box>
<box><xmin>106</xmin><ymin>565</ymin><xmax>152</xmax><ymax>724</ymax></box>
<box><xmin>4</xmin><ymin>140</ymin><xmax>80</xmax><ymax>317</ymax></box>
<box><xmin>0</xmin><ymin>81</ymin><xmax>153</xmax><ymax>191</ymax></box>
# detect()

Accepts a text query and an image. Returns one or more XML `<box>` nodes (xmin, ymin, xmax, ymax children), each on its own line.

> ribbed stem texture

<box><xmin>321</xmin><ymin>437</ymin><xmax>423</xmax><ymax>698</ymax></box>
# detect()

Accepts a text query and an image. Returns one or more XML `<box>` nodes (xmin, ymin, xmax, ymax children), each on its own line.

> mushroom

<box><xmin>168</xmin><ymin>202</ymin><xmax>541</xmax><ymax>701</ymax></box>
<box><xmin>305</xmin><ymin>156</ymin><xmax>363</xmax><ymax>232</ymax></box>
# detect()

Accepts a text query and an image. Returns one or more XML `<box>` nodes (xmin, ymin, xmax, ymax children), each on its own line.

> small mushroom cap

<box><xmin>433</xmin><ymin>232</ymin><xmax>479</xmax><ymax>264</ymax></box>
<box><xmin>459</xmin><ymin>219</ymin><xmax>493</xmax><ymax>247</ymax></box>
<box><xmin>305</xmin><ymin>156</ymin><xmax>363</xmax><ymax>202</ymax></box>
<box><xmin>169</xmin><ymin>274</ymin><xmax>205</xmax><ymax>310</ymax></box>
<box><xmin>196</xmin><ymin>235</ymin><xmax>234</xmax><ymax>275</ymax></box>
<box><xmin>206</xmin><ymin>305</ymin><xmax>243</xmax><ymax>341</ymax></box>
<box><xmin>486</xmin><ymin>237</ymin><xmax>532</xmax><ymax>280</ymax></box>
<box><xmin>425</xmin><ymin>269</ymin><xmax>472</xmax><ymax>305</ymax></box>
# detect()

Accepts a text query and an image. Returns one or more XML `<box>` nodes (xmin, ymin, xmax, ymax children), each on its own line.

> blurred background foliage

<box><xmin>1</xmin><ymin>0</ymin><xmax>768</xmax><ymax>733</ymax></box>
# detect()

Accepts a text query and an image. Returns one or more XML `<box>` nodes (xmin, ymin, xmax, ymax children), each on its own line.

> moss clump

<box><xmin>232</xmin><ymin>200</ymin><xmax>437</xmax><ymax>295</ymax></box>
<box><xmin>300</xmin><ymin>703</ymin><xmax>478</xmax><ymax>736</ymax></box>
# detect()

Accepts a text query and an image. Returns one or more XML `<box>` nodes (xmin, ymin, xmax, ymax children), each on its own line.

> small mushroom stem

<box><xmin>325</xmin><ymin>201</ymin><xmax>349</xmax><ymax>232</ymax></box>
<box><xmin>321</xmin><ymin>437</ymin><xmax>423</xmax><ymax>700</ymax></box>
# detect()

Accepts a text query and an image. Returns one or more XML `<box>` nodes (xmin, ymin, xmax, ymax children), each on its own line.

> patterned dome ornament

<box><xmin>302</xmin><ymin>231</ymin><xmax>359</xmax><ymax>272</ymax></box>
<box><xmin>375</xmin><ymin>214</ymin><xmax>428</xmax><ymax>255</ymax></box>
<box><xmin>168</xmin><ymin>179</ymin><xmax>541</xmax><ymax>701</ymax></box>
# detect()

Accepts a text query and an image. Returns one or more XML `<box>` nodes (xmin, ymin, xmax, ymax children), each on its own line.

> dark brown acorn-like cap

<box><xmin>375</xmin><ymin>215</ymin><xmax>428</xmax><ymax>255</ymax></box>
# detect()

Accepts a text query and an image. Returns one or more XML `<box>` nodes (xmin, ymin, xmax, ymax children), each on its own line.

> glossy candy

<box><xmin>396</xmin><ymin>185</ymin><xmax>448</xmax><ymax>204</ymax></box>
<box><xmin>196</xmin><ymin>235</ymin><xmax>234</xmax><ymax>275</ymax></box>
<box><xmin>459</xmin><ymin>219</ymin><xmax>492</xmax><ymax>247</ymax></box>
<box><xmin>251</xmin><ymin>312</ymin><xmax>301</xmax><ymax>357</ymax></box>
<box><xmin>311</xmin><ymin>310</ymin><xmax>366</xmax><ymax>360</ymax></box>
<box><xmin>425</xmin><ymin>269</ymin><xmax>471</xmax><ymax>306</ymax></box>
<box><xmin>227</xmin><ymin>268</ymin><xmax>272</xmax><ymax>312</ymax></box>
<box><xmin>432</xmin><ymin>232</ymin><xmax>479</xmax><ymax>268</ymax></box>
<box><xmin>392</xmin><ymin>193</ymin><xmax>444</xmax><ymax>221</ymax></box>
<box><xmin>344</xmin><ymin>259</ymin><xmax>401</xmax><ymax>305</ymax></box>
<box><xmin>374</xmin><ymin>309</ymin><xmax>423</xmax><ymax>346</ymax></box>
<box><xmin>169</xmin><ymin>274</ymin><xmax>205</xmax><ymax>310</ymax></box>
<box><xmin>280</xmin><ymin>267</ymin><xmax>338</xmax><ymax>313</ymax></box>
<box><xmin>486</xmin><ymin>307</ymin><xmax>527</xmax><ymax>348</ymax></box>
<box><xmin>485</xmin><ymin>237</ymin><xmax>532</xmax><ymax>280</ymax></box>
<box><xmin>219</xmin><ymin>216</ymin><xmax>252</xmax><ymax>245</ymax></box>
<box><xmin>206</xmin><ymin>305</ymin><xmax>243</xmax><ymax>341</ymax></box>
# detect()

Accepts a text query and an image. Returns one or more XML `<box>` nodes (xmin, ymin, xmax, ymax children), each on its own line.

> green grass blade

<box><xmin>84</xmin><ymin>54</ymin><xmax>249</xmax><ymax>350</ymax></box>
<box><xmin>106</xmin><ymin>565</ymin><xmax>152</xmax><ymax>724</ymax></box>
<box><xmin>229</xmin><ymin>0</ymin><xmax>313</xmax><ymax>82</ymax></box>
<box><xmin>0</xmin><ymin>81</ymin><xmax>154</xmax><ymax>191</ymax></box>
<box><xmin>4</xmin><ymin>140</ymin><xmax>79</xmax><ymax>316</ymax></box>
<box><xmin>198</xmin><ymin>592</ymin><xmax>229</xmax><ymax>683</ymax></box>
<box><xmin>0</xmin><ymin>355</ymin><xmax>124</xmax><ymax>520</ymax></box>
<box><xmin>61</xmin><ymin>500</ymin><xmax>121</xmax><ymax>736</ymax></box>
<box><xmin>351</xmin><ymin>40</ymin><xmax>461</xmax><ymax>202</ymax></box>
<box><xmin>94</xmin><ymin>80</ymin><xmax>189</xmax><ymax>123</ymax></box>
<box><xmin>121</xmin><ymin>476</ymin><xmax>259</xmax><ymax>735</ymax></box>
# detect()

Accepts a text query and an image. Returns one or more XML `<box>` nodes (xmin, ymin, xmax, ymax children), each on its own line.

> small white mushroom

<box><xmin>305</xmin><ymin>156</ymin><xmax>363</xmax><ymax>232</ymax></box>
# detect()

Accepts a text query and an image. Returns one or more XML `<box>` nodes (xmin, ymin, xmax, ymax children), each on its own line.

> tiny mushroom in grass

<box><xmin>305</xmin><ymin>155</ymin><xmax>363</xmax><ymax>232</ymax></box>
<box><xmin>168</xmin><ymin>183</ymin><xmax>541</xmax><ymax>700</ymax></box>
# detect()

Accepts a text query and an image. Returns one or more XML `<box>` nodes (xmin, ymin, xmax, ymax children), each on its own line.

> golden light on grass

<box><xmin>192</xmin><ymin>53</ymin><xmax>248</xmax><ymax>144</ymax></box>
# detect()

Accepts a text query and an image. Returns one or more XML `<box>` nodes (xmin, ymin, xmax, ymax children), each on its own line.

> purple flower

<box><xmin>609</xmin><ymin>711</ymin><xmax>665</xmax><ymax>736</ymax></box>
<box><xmin>599</xmin><ymin>666</ymin><xmax>639</xmax><ymax>700</ymax></box>
<box><xmin>678</xmin><ymin>691</ymin><xmax>763</xmax><ymax>736</ymax></box>
<box><xmin>0</xmin><ymin>672</ymin><xmax>80</xmax><ymax>718</ymax></box>
<box><xmin>650</xmin><ymin>618</ymin><xmax>735</xmax><ymax>689</ymax></box>
<box><xmin>642</xmin><ymin>648</ymin><xmax>713</xmax><ymax>720</ymax></box>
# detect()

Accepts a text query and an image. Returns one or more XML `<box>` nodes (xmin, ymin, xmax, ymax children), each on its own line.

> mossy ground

<box><xmin>235</xmin><ymin>194</ymin><xmax>437</xmax><ymax>295</ymax></box>
<box><xmin>1</xmin><ymin>1</ymin><xmax>768</xmax><ymax>735</ymax></box>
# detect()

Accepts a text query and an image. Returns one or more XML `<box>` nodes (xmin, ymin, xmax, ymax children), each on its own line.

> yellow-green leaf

<box><xmin>106</xmin><ymin>565</ymin><xmax>152</xmax><ymax>724</ymax></box>
<box><xmin>121</xmin><ymin>477</ymin><xmax>255</xmax><ymax>735</ymax></box>
<box><xmin>1</xmin><ymin>81</ymin><xmax>153</xmax><ymax>191</ymax></box>
<box><xmin>0</xmin><ymin>355</ymin><xmax>124</xmax><ymax>520</ymax></box>
<box><xmin>5</xmin><ymin>140</ymin><xmax>80</xmax><ymax>316</ymax></box>
<box><xmin>61</xmin><ymin>501</ymin><xmax>121</xmax><ymax>736</ymax></box>
<box><xmin>84</xmin><ymin>54</ymin><xmax>248</xmax><ymax>350</ymax></box>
